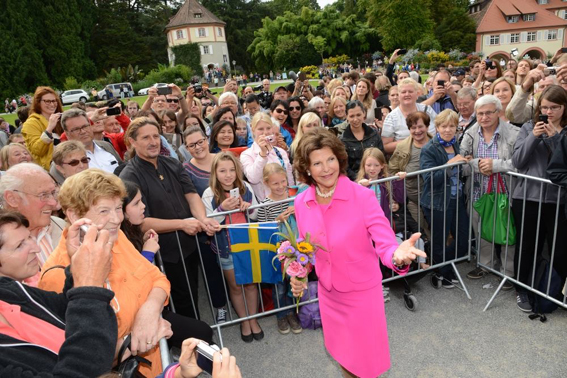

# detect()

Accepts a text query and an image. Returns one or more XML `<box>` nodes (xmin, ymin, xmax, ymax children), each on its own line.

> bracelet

<box><xmin>259</xmin><ymin>153</ymin><xmax>267</xmax><ymax>158</ymax></box>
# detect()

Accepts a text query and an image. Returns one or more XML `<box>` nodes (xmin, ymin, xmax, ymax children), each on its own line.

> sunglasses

<box><xmin>274</xmin><ymin>108</ymin><xmax>288</xmax><ymax>115</ymax></box>
<box><xmin>62</xmin><ymin>157</ymin><xmax>90</xmax><ymax>167</ymax></box>
<box><xmin>290</xmin><ymin>106</ymin><xmax>301</xmax><ymax>111</ymax></box>
<box><xmin>166</xmin><ymin>99</ymin><xmax>179</xmax><ymax>103</ymax></box>
<box><xmin>487</xmin><ymin>66</ymin><xmax>497</xmax><ymax>70</ymax></box>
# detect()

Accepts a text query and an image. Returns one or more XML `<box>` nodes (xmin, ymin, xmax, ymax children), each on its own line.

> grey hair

<box><xmin>308</xmin><ymin>96</ymin><xmax>325</xmax><ymax>108</ymax></box>
<box><xmin>457</xmin><ymin>87</ymin><xmax>477</xmax><ymax>101</ymax></box>
<box><xmin>0</xmin><ymin>163</ymin><xmax>49</xmax><ymax>205</ymax></box>
<box><xmin>61</xmin><ymin>108</ymin><xmax>89</xmax><ymax>131</ymax></box>
<box><xmin>409</xmin><ymin>71</ymin><xmax>420</xmax><ymax>83</ymax></box>
<box><xmin>474</xmin><ymin>94</ymin><xmax>502</xmax><ymax>112</ymax></box>
<box><xmin>218</xmin><ymin>92</ymin><xmax>238</xmax><ymax>106</ymax></box>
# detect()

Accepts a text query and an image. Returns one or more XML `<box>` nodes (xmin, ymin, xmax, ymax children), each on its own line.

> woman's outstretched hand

<box><xmin>392</xmin><ymin>233</ymin><xmax>427</xmax><ymax>266</ymax></box>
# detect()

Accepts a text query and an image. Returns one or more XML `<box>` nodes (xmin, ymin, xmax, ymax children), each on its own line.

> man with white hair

<box><xmin>460</xmin><ymin>95</ymin><xmax>519</xmax><ymax>293</ymax></box>
<box><xmin>0</xmin><ymin>163</ymin><xmax>66</xmax><ymax>268</ymax></box>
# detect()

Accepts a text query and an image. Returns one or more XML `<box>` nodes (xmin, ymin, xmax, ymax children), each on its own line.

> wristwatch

<box><xmin>44</xmin><ymin>130</ymin><xmax>53</xmax><ymax>139</ymax></box>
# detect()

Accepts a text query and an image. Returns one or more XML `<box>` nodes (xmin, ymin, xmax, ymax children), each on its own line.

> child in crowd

<box><xmin>257</xmin><ymin>163</ymin><xmax>303</xmax><ymax>335</ymax></box>
<box><xmin>235</xmin><ymin>118</ymin><xmax>248</xmax><ymax>146</ymax></box>
<box><xmin>202</xmin><ymin>152</ymin><xmax>263</xmax><ymax>343</ymax></box>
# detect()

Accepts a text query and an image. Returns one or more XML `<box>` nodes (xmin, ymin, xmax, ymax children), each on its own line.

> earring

<box><xmin>307</xmin><ymin>171</ymin><xmax>311</xmax><ymax>176</ymax></box>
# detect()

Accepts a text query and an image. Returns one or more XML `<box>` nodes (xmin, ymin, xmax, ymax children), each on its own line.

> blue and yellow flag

<box><xmin>228</xmin><ymin>222</ymin><xmax>282</xmax><ymax>285</ymax></box>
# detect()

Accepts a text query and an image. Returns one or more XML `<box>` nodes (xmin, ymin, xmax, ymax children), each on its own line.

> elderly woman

<box><xmin>340</xmin><ymin>100</ymin><xmax>385</xmax><ymax>180</ymax></box>
<box><xmin>0</xmin><ymin>143</ymin><xmax>33</xmax><ymax>171</ymax></box>
<box><xmin>240</xmin><ymin>112</ymin><xmax>294</xmax><ymax>201</ymax></box>
<box><xmin>420</xmin><ymin>109</ymin><xmax>471</xmax><ymax>288</ymax></box>
<box><xmin>207</xmin><ymin>92</ymin><xmax>239</xmax><ymax>126</ymax></box>
<box><xmin>389</xmin><ymin>111</ymin><xmax>433</xmax><ymax>238</ymax></box>
<box><xmin>290</xmin><ymin>112</ymin><xmax>322</xmax><ymax>161</ymax></box>
<box><xmin>512</xmin><ymin>85</ymin><xmax>567</xmax><ymax>312</ymax></box>
<box><xmin>51</xmin><ymin>140</ymin><xmax>89</xmax><ymax>184</ymax></box>
<box><xmin>290</xmin><ymin>129</ymin><xmax>426</xmax><ymax>378</ymax></box>
<box><xmin>0</xmin><ymin>211</ymin><xmax>118</xmax><ymax>377</ymax></box>
<box><xmin>490</xmin><ymin>77</ymin><xmax>516</xmax><ymax>122</ymax></box>
<box><xmin>38</xmin><ymin>169</ymin><xmax>173</xmax><ymax>377</ymax></box>
<box><xmin>351</xmin><ymin>78</ymin><xmax>378</xmax><ymax>125</ymax></box>
<box><xmin>460</xmin><ymin>95</ymin><xmax>519</xmax><ymax>287</ymax></box>
<box><xmin>308</xmin><ymin>97</ymin><xmax>327</xmax><ymax>122</ymax></box>
<box><xmin>21</xmin><ymin>86</ymin><xmax>64</xmax><ymax>170</ymax></box>
<box><xmin>382</xmin><ymin>78</ymin><xmax>437</xmax><ymax>154</ymax></box>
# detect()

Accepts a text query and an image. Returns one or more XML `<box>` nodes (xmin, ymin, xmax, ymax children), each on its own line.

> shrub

<box><xmin>63</xmin><ymin>77</ymin><xmax>80</xmax><ymax>90</ymax></box>
<box><xmin>81</xmin><ymin>80</ymin><xmax>100</xmax><ymax>91</ymax></box>
<box><xmin>144</xmin><ymin>64</ymin><xmax>194</xmax><ymax>86</ymax></box>
<box><xmin>299</xmin><ymin>65</ymin><xmax>318</xmax><ymax>79</ymax></box>
<box><xmin>132</xmin><ymin>80</ymin><xmax>152</xmax><ymax>94</ymax></box>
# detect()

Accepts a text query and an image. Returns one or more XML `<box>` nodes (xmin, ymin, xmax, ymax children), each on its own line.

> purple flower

<box><xmin>297</xmin><ymin>253</ymin><xmax>309</xmax><ymax>265</ymax></box>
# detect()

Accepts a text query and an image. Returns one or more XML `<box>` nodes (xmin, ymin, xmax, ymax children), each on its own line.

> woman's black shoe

<box><xmin>240</xmin><ymin>324</ymin><xmax>253</xmax><ymax>343</ymax></box>
<box><xmin>252</xmin><ymin>327</ymin><xmax>264</xmax><ymax>341</ymax></box>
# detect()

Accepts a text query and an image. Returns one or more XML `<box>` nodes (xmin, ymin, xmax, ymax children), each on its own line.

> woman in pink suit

<box><xmin>291</xmin><ymin>129</ymin><xmax>426</xmax><ymax>378</ymax></box>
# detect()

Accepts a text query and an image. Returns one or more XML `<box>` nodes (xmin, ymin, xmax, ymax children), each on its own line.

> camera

<box><xmin>544</xmin><ymin>67</ymin><xmax>559</xmax><ymax>76</ymax></box>
<box><xmin>437</xmin><ymin>80</ymin><xmax>446</xmax><ymax>87</ymax></box>
<box><xmin>157</xmin><ymin>86</ymin><xmax>172</xmax><ymax>96</ymax></box>
<box><xmin>266</xmin><ymin>135</ymin><xmax>275</xmax><ymax>144</ymax></box>
<box><xmin>193</xmin><ymin>85</ymin><xmax>203</xmax><ymax>93</ymax></box>
<box><xmin>106</xmin><ymin>107</ymin><xmax>121</xmax><ymax>116</ymax></box>
<box><xmin>196</xmin><ymin>341</ymin><xmax>221</xmax><ymax>375</ymax></box>
<box><xmin>254</xmin><ymin>84</ymin><xmax>263</xmax><ymax>91</ymax></box>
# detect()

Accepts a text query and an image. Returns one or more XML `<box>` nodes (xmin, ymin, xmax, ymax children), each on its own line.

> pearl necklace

<box><xmin>316</xmin><ymin>181</ymin><xmax>338</xmax><ymax>198</ymax></box>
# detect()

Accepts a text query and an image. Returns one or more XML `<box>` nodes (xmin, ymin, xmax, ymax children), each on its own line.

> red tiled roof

<box><xmin>476</xmin><ymin>0</ymin><xmax>567</xmax><ymax>33</ymax></box>
<box><xmin>540</xmin><ymin>0</ymin><xmax>567</xmax><ymax>11</ymax></box>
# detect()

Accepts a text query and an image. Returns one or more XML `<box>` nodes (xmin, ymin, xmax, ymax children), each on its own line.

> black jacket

<box><xmin>0</xmin><ymin>269</ymin><xmax>117</xmax><ymax>378</ymax></box>
<box><xmin>547</xmin><ymin>128</ymin><xmax>567</xmax><ymax>217</ymax></box>
<box><xmin>341</xmin><ymin>123</ymin><xmax>385</xmax><ymax>180</ymax></box>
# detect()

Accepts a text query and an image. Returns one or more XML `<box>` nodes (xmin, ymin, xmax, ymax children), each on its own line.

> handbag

<box><xmin>114</xmin><ymin>335</ymin><xmax>151</xmax><ymax>378</ymax></box>
<box><xmin>298</xmin><ymin>281</ymin><xmax>322</xmax><ymax>330</ymax></box>
<box><xmin>473</xmin><ymin>173</ymin><xmax>516</xmax><ymax>245</ymax></box>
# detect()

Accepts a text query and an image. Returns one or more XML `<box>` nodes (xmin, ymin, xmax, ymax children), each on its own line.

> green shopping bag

<box><xmin>473</xmin><ymin>173</ymin><xmax>516</xmax><ymax>245</ymax></box>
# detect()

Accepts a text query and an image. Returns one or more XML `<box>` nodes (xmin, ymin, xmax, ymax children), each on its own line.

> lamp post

<box><xmin>232</xmin><ymin>60</ymin><xmax>236</xmax><ymax>76</ymax></box>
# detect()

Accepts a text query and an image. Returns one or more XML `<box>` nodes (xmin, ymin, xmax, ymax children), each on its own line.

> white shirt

<box><xmin>87</xmin><ymin>143</ymin><xmax>119</xmax><ymax>173</ymax></box>
<box><xmin>382</xmin><ymin>103</ymin><xmax>437</xmax><ymax>141</ymax></box>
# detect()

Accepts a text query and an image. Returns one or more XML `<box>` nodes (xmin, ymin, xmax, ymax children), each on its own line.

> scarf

<box><xmin>437</xmin><ymin>132</ymin><xmax>456</xmax><ymax>147</ymax></box>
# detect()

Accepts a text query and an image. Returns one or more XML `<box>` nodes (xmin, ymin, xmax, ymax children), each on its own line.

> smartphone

<box><xmin>562</xmin><ymin>47</ymin><xmax>567</xmax><ymax>53</ymax></box>
<box><xmin>398</xmin><ymin>49</ymin><xmax>407</xmax><ymax>55</ymax></box>
<box><xmin>539</xmin><ymin>114</ymin><xmax>549</xmax><ymax>123</ymax></box>
<box><xmin>374</xmin><ymin>107</ymin><xmax>382</xmax><ymax>121</ymax></box>
<box><xmin>485</xmin><ymin>59</ymin><xmax>493</xmax><ymax>69</ymax></box>
<box><xmin>229</xmin><ymin>188</ymin><xmax>239</xmax><ymax>198</ymax></box>
<box><xmin>298</xmin><ymin>72</ymin><xmax>307</xmax><ymax>82</ymax></box>
<box><xmin>106</xmin><ymin>107</ymin><xmax>121</xmax><ymax>116</ymax></box>
<box><xmin>437</xmin><ymin>80</ymin><xmax>446</xmax><ymax>87</ymax></box>
<box><xmin>196</xmin><ymin>341</ymin><xmax>221</xmax><ymax>375</ymax></box>
<box><xmin>157</xmin><ymin>86</ymin><xmax>172</xmax><ymax>96</ymax></box>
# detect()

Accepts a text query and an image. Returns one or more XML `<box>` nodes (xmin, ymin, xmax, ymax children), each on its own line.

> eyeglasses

<box><xmin>540</xmin><ymin>105</ymin><xmax>563</xmax><ymax>112</ymax></box>
<box><xmin>290</xmin><ymin>106</ymin><xmax>301</xmax><ymax>111</ymax></box>
<box><xmin>62</xmin><ymin>157</ymin><xmax>90</xmax><ymax>166</ymax></box>
<box><xmin>67</xmin><ymin>124</ymin><xmax>91</xmax><ymax>135</ymax></box>
<box><xmin>166</xmin><ymin>99</ymin><xmax>179</xmax><ymax>103</ymax></box>
<box><xmin>477</xmin><ymin>110</ymin><xmax>498</xmax><ymax>118</ymax></box>
<box><xmin>42</xmin><ymin>99</ymin><xmax>58</xmax><ymax>105</ymax></box>
<box><xmin>274</xmin><ymin>108</ymin><xmax>288</xmax><ymax>115</ymax></box>
<box><xmin>187</xmin><ymin>138</ymin><xmax>207</xmax><ymax>149</ymax></box>
<box><xmin>13</xmin><ymin>188</ymin><xmax>59</xmax><ymax>202</ymax></box>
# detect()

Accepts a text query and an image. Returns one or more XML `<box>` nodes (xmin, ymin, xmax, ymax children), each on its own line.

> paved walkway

<box><xmin>197</xmin><ymin>260</ymin><xmax>567</xmax><ymax>377</ymax></box>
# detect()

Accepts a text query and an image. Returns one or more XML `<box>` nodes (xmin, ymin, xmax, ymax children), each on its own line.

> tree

<box><xmin>365</xmin><ymin>0</ymin><xmax>435</xmax><ymax>52</ymax></box>
<box><xmin>309</xmin><ymin>35</ymin><xmax>327</xmax><ymax>64</ymax></box>
<box><xmin>434</xmin><ymin>6</ymin><xmax>477</xmax><ymax>52</ymax></box>
<box><xmin>171</xmin><ymin>43</ymin><xmax>204</xmax><ymax>77</ymax></box>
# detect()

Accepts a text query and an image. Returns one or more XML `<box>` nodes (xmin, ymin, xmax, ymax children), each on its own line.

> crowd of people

<box><xmin>0</xmin><ymin>47</ymin><xmax>567</xmax><ymax>377</ymax></box>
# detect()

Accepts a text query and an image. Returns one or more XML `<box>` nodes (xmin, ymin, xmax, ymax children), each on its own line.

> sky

<box><xmin>317</xmin><ymin>0</ymin><xmax>336</xmax><ymax>7</ymax></box>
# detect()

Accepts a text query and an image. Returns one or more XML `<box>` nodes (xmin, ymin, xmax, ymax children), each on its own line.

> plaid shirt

<box><xmin>473</xmin><ymin>126</ymin><xmax>508</xmax><ymax>202</ymax></box>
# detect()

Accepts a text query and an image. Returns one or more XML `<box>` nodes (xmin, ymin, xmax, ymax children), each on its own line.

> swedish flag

<box><xmin>229</xmin><ymin>222</ymin><xmax>282</xmax><ymax>285</ymax></box>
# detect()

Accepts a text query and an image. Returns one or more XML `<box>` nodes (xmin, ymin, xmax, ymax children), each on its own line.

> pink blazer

<box><xmin>294</xmin><ymin>175</ymin><xmax>408</xmax><ymax>293</ymax></box>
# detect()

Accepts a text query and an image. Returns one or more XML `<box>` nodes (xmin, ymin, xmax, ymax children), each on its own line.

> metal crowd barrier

<box><xmin>157</xmin><ymin>161</ymin><xmax>566</xmax><ymax>348</ymax></box>
<box><xmin>478</xmin><ymin>172</ymin><xmax>567</xmax><ymax>312</ymax></box>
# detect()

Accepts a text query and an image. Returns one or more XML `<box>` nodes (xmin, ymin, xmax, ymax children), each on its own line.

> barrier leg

<box><xmin>159</xmin><ymin>337</ymin><xmax>172</xmax><ymax>367</ymax></box>
<box><xmin>483</xmin><ymin>276</ymin><xmax>508</xmax><ymax>312</ymax></box>
<box><xmin>451</xmin><ymin>261</ymin><xmax>472</xmax><ymax>300</ymax></box>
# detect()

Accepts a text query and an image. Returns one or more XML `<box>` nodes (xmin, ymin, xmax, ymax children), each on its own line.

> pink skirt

<box><xmin>318</xmin><ymin>282</ymin><xmax>391</xmax><ymax>378</ymax></box>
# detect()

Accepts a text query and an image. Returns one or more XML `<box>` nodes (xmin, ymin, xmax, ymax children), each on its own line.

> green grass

<box><xmin>0</xmin><ymin>80</ymin><xmax>321</xmax><ymax>126</ymax></box>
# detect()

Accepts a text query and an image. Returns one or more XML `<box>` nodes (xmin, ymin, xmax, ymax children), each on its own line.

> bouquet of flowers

<box><xmin>272</xmin><ymin>221</ymin><xmax>322</xmax><ymax>312</ymax></box>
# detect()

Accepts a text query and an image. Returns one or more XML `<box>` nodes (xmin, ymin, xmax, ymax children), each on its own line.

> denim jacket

<box><xmin>420</xmin><ymin>136</ymin><xmax>464</xmax><ymax>211</ymax></box>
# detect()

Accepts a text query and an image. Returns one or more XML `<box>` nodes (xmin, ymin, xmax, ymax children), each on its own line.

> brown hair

<box><xmin>209</xmin><ymin>152</ymin><xmax>246</xmax><ymax>206</ymax></box>
<box><xmin>406</xmin><ymin>111</ymin><xmax>431</xmax><ymax>129</ymax></box>
<box><xmin>293</xmin><ymin>128</ymin><xmax>348</xmax><ymax>186</ymax></box>
<box><xmin>59</xmin><ymin>169</ymin><xmax>126</xmax><ymax>218</ymax></box>
<box><xmin>0</xmin><ymin>211</ymin><xmax>29</xmax><ymax>251</ymax></box>
<box><xmin>536</xmin><ymin>85</ymin><xmax>567</xmax><ymax>128</ymax></box>
<box><xmin>351</xmin><ymin>78</ymin><xmax>374</xmax><ymax>110</ymax></box>
<box><xmin>30</xmin><ymin>86</ymin><xmax>63</xmax><ymax>116</ymax></box>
